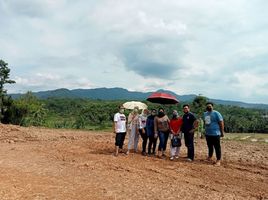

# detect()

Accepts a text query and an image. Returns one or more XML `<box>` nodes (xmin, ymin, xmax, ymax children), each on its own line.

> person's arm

<box><xmin>113</xmin><ymin>121</ymin><xmax>117</xmax><ymax>133</ymax></box>
<box><xmin>189</xmin><ymin>115</ymin><xmax>199</xmax><ymax>134</ymax></box>
<box><xmin>154</xmin><ymin>117</ymin><xmax>158</xmax><ymax>137</ymax></box>
<box><xmin>219</xmin><ymin>120</ymin><xmax>224</xmax><ymax>137</ymax></box>
<box><xmin>113</xmin><ymin>114</ymin><xmax>118</xmax><ymax>133</ymax></box>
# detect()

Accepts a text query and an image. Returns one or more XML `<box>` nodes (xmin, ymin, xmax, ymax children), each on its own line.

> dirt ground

<box><xmin>0</xmin><ymin>124</ymin><xmax>267</xmax><ymax>200</ymax></box>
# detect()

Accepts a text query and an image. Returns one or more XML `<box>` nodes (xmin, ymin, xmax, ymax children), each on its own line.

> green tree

<box><xmin>0</xmin><ymin>59</ymin><xmax>15</xmax><ymax>120</ymax></box>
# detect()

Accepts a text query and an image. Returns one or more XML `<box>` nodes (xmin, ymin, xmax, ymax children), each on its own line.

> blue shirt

<box><xmin>203</xmin><ymin>110</ymin><xmax>223</xmax><ymax>136</ymax></box>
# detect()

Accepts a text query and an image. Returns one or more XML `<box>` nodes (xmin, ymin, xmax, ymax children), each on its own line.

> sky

<box><xmin>1</xmin><ymin>0</ymin><xmax>268</xmax><ymax>104</ymax></box>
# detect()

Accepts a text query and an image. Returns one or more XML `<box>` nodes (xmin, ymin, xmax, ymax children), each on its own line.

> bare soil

<box><xmin>0</xmin><ymin>124</ymin><xmax>267</xmax><ymax>200</ymax></box>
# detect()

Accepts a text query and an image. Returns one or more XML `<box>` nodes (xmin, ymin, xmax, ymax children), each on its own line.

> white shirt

<box><xmin>138</xmin><ymin>114</ymin><xmax>147</xmax><ymax>129</ymax></box>
<box><xmin>114</xmin><ymin>113</ymin><xmax>127</xmax><ymax>133</ymax></box>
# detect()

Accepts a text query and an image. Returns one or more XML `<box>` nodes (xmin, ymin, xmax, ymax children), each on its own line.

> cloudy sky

<box><xmin>1</xmin><ymin>0</ymin><xmax>268</xmax><ymax>104</ymax></box>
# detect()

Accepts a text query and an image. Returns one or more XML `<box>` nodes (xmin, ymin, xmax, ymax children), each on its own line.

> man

<box><xmin>203</xmin><ymin>102</ymin><xmax>224</xmax><ymax>166</ymax></box>
<box><xmin>181</xmin><ymin>104</ymin><xmax>198</xmax><ymax>162</ymax></box>
<box><xmin>113</xmin><ymin>105</ymin><xmax>127</xmax><ymax>156</ymax></box>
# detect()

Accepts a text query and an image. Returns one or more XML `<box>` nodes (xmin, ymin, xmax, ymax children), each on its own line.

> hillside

<box><xmin>9</xmin><ymin>87</ymin><xmax>268</xmax><ymax>110</ymax></box>
<box><xmin>0</xmin><ymin>124</ymin><xmax>267</xmax><ymax>199</ymax></box>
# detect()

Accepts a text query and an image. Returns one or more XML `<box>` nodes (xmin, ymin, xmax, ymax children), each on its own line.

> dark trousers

<box><xmin>148</xmin><ymin>136</ymin><xmax>157</xmax><ymax>154</ymax></box>
<box><xmin>206</xmin><ymin>135</ymin><xmax>221</xmax><ymax>160</ymax></box>
<box><xmin>184</xmin><ymin>132</ymin><xmax>195</xmax><ymax>160</ymax></box>
<box><xmin>115</xmin><ymin>132</ymin><xmax>126</xmax><ymax>149</ymax></box>
<box><xmin>139</xmin><ymin>129</ymin><xmax>148</xmax><ymax>153</ymax></box>
<box><xmin>158</xmin><ymin>131</ymin><xmax>169</xmax><ymax>151</ymax></box>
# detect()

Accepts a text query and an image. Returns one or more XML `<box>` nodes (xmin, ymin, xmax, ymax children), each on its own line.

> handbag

<box><xmin>171</xmin><ymin>135</ymin><xmax>181</xmax><ymax>147</ymax></box>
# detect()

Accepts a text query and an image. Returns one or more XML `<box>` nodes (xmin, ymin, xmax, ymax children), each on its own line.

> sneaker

<box><xmin>170</xmin><ymin>156</ymin><xmax>174</xmax><ymax>161</ymax></box>
<box><xmin>175</xmin><ymin>156</ymin><xmax>179</xmax><ymax>159</ymax></box>
<box><xmin>125</xmin><ymin>150</ymin><xmax>130</xmax><ymax>155</ymax></box>
<box><xmin>207</xmin><ymin>157</ymin><xmax>212</xmax><ymax>161</ymax></box>
<box><xmin>214</xmin><ymin>160</ymin><xmax>221</xmax><ymax>166</ymax></box>
<box><xmin>187</xmin><ymin>158</ymin><xmax>193</xmax><ymax>162</ymax></box>
<box><xmin>141</xmin><ymin>152</ymin><xmax>146</xmax><ymax>156</ymax></box>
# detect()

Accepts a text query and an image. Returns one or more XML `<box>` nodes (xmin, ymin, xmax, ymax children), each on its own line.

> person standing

<box><xmin>146</xmin><ymin>109</ymin><xmax>157</xmax><ymax>156</ymax></box>
<box><xmin>203</xmin><ymin>102</ymin><xmax>224</xmax><ymax>166</ymax></box>
<box><xmin>154</xmin><ymin>108</ymin><xmax>170</xmax><ymax>158</ymax></box>
<box><xmin>113</xmin><ymin>105</ymin><xmax>127</xmax><ymax>156</ymax></box>
<box><xmin>169</xmin><ymin>110</ymin><xmax>183</xmax><ymax>160</ymax></box>
<box><xmin>126</xmin><ymin>106</ymin><xmax>140</xmax><ymax>155</ymax></box>
<box><xmin>138</xmin><ymin>109</ymin><xmax>149</xmax><ymax>156</ymax></box>
<box><xmin>181</xmin><ymin>104</ymin><xmax>198</xmax><ymax>162</ymax></box>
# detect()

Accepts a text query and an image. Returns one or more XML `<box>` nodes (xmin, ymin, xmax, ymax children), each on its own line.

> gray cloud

<box><xmin>1</xmin><ymin>0</ymin><xmax>268</xmax><ymax>103</ymax></box>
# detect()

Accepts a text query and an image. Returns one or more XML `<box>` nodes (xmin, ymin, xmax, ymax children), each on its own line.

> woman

<box><xmin>169</xmin><ymin>110</ymin><xmax>183</xmax><ymax>160</ymax></box>
<box><xmin>138</xmin><ymin>109</ymin><xmax>149</xmax><ymax>156</ymax></box>
<box><xmin>154</xmin><ymin>108</ymin><xmax>170</xmax><ymax>158</ymax></box>
<box><xmin>126</xmin><ymin>106</ymin><xmax>140</xmax><ymax>155</ymax></box>
<box><xmin>146</xmin><ymin>109</ymin><xmax>157</xmax><ymax>156</ymax></box>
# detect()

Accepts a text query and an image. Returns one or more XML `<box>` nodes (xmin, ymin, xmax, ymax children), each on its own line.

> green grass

<box><xmin>224</xmin><ymin>133</ymin><xmax>268</xmax><ymax>143</ymax></box>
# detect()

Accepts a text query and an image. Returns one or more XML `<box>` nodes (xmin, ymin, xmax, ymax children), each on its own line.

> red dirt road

<box><xmin>0</xmin><ymin>124</ymin><xmax>267</xmax><ymax>200</ymax></box>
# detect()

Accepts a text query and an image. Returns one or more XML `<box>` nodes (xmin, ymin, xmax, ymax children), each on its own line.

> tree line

<box><xmin>1</xmin><ymin>59</ymin><xmax>268</xmax><ymax>133</ymax></box>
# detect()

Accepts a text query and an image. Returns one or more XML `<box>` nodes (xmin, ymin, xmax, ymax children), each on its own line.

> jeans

<box><xmin>158</xmin><ymin>131</ymin><xmax>169</xmax><ymax>152</ymax></box>
<box><xmin>115</xmin><ymin>132</ymin><xmax>126</xmax><ymax>149</ymax></box>
<box><xmin>184</xmin><ymin>132</ymin><xmax>194</xmax><ymax>160</ymax></box>
<box><xmin>206</xmin><ymin>135</ymin><xmax>221</xmax><ymax>160</ymax></box>
<box><xmin>139</xmin><ymin>129</ymin><xmax>148</xmax><ymax>153</ymax></box>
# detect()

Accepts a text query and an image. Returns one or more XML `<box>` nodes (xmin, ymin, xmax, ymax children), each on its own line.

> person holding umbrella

<box><xmin>126</xmin><ymin>106</ymin><xmax>140</xmax><ymax>155</ymax></box>
<box><xmin>154</xmin><ymin>108</ymin><xmax>170</xmax><ymax>158</ymax></box>
<box><xmin>181</xmin><ymin>104</ymin><xmax>199</xmax><ymax>162</ymax></box>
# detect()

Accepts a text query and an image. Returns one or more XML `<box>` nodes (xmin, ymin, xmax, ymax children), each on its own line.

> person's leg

<box><xmin>185</xmin><ymin>133</ymin><xmax>194</xmax><ymax>160</ymax></box>
<box><xmin>175</xmin><ymin>147</ymin><xmax>180</xmax><ymax>158</ymax></box>
<box><xmin>119</xmin><ymin>132</ymin><xmax>126</xmax><ymax>150</ymax></box>
<box><xmin>114</xmin><ymin>133</ymin><xmax>120</xmax><ymax>156</ymax></box>
<box><xmin>206</xmin><ymin>135</ymin><xmax>214</xmax><ymax>159</ymax></box>
<box><xmin>213</xmin><ymin>136</ymin><xmax>221</xmax><ymax>161</ymax></box>
<box><xmin>134</xmin><ymin>129</ymin><xmax>140</xmax><ymax>152</ymax></box>
<box><xmin>139</xmin><ymin>129</ymin><xmax>148</xmax><ymax>154</ymax></box>
<box><xmin>152</xmin><ymin>137</ymin><xmax>157</xmax><ymax>155</ymax></box>
<box><xmin>148</xmin><ymin>135</ymin><xmax>153</xmax><ymax>155</ymax></box>
<box><xmin>163</xmin><ymin>132</ymin><xmax>169</xmax><ymax>152</ymax></box>
<box><xmin>127</xmin><ymin>127</ymin><xmax>135</xmax><ymax>153</ymax></box>
<box><xmin>158</xmin><ymin>132</ymin><xmax>165</xmax><ymax>156</ymax></box>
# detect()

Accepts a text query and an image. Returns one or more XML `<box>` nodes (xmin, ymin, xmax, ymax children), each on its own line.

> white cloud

<box><xmin>1</xmin><ymin>0</ymin><xmax>268</xmax><ymax>104</ymax></box>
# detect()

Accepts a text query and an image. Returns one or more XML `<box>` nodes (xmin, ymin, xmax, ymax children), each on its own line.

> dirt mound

<box><xmin>0</xmin><ymin>124</ymin><xmax>267</xmax><ymax>199</ymax></box>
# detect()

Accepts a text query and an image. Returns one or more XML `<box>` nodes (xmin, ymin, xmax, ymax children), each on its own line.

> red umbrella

<box><xmin>147</xmin><ymin>92</ymin><xmax>179</xmax><ymax>104</ymax></box>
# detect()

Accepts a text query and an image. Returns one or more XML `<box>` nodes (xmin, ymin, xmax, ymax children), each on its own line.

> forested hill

<box><xmin>9</xmin><ymin>87</ymin><xmax>268</xmax><ymax>110</ymax></box>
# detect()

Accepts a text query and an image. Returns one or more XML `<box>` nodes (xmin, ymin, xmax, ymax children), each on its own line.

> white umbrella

<box><xmin>123</xmin><ymin>101</ymin><xmax>148</xmax><ymax>110</ymax></box>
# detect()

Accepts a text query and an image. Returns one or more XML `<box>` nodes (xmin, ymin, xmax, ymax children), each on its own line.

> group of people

<box><xmin>113</xmin><ymin>102</ymin><xmax>224</xmax><ymax>166</ymax></box>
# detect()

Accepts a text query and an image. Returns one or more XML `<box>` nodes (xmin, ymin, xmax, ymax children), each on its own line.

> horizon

<box><xmin>8</xmin><ymin>86</ymin><xmax>268</xmax><ymax>105</ymax></box>
<box><xmin>1</xmin><ymin>1</ymin><xmax>268</xmax><ymax>104</ymax></box>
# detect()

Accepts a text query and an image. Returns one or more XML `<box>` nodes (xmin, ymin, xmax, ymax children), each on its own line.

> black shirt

<box><xmin>181</xmin><ymin>112</ymin><xmax>197</xmax><ymax>133</ymax></box>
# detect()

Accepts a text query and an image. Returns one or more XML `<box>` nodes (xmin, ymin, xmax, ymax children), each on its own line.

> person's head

<box><xmin>151</xmin><ymin>109</ymin><xmax>157</xmax><ymax>116</ymax></box>
<box><xmin>118</xmin><ymin>105</ymin><xmax>125</xmax><ymax>114</ymax></box>
<box><xmin>183</xmin><ymin>104</ymin><xmax>190</xmax><ymax>114</ymax></box>
<box><xmin>142</xmin><ymin>109</ymin><xmax>149</xmax><ymax>116</ymax></box>
<box><xmin>206</xmin><ymin>102</ymin><xmax>214</xmax><ymax>112</ymax></box>
<box><xmin>158</xmin><ymin>107</ymin><xmax>165</xmax><ymax>117</ymax></box>
<box><xmin>133</xmin><ymin>106</ymin><xmax>139</xmax><ymax>114</ymax></box>
<box><xmin>172</xmin><ymin>110</ymin><xmax>179</xmax><ymax>119</ymax></box>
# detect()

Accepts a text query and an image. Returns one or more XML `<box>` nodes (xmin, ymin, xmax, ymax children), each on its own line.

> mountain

<box><xmin>9</xmin><ymin>87</ymin><xmax>268</xmax><ymax>110</ymax></box>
